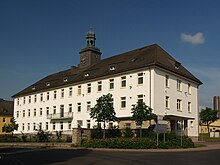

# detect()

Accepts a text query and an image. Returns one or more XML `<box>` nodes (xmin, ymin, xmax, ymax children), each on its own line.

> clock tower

<box><xmin>79</xmin><ymin>27</ymin><xmax>102</xmax><ymax>68</ymax></box>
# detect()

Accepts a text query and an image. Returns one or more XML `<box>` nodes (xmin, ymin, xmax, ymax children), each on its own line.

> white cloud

<box><xmin>181</xmin><ymin>32</ymin><xmax>205</xmax><ymax>45</ymax></box>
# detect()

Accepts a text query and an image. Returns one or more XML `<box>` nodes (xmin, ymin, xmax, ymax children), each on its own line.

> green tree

<box><xmin>200</xmin><ymin>107</ymin><xmax>218</xmax><ymax>133</ymax></box>
<box><xmin>131</xmin><ymin>101</ymin><xmax>157</xmax><ymax>137</ymax></box>
<box><xmin>90</xmin><ymin>93</ymin><xmax>118</xmax><ymax>138</ymax></box>
<box><xmin>2</xmin><ymin>118</ymin><xmax>18</xmax><ymax>134</ymax></box>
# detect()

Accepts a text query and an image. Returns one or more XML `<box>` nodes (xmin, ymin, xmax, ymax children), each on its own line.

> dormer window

<box><xmin>46</xmin><ymin>82</ymin><xmax>50</xmax><ymax>87</ymax></box>
<box><xmin>84</xmin><ymin>72</ymin><xmax>90</xmax><ymax>77</ymax></box>
<box><xmin>175</xmin><ymin>61</ymin><xmax>181</xmax><ymax>69</ymax></box>
<box><xmin>63</xmin><ymin>77</ymin><xmax>68</xmax><ymax>82</ymax></box>
<box><xmin>32</xmin><ymin>86</ymin><xmax>35</xmax><ymax>90</ymax></box>
<box><xmin>109</xmin><ymin>65</ymin><xmax>116</xmax><ymax>71</ymax></box>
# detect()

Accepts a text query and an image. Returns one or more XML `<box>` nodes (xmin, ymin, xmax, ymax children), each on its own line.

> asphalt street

<box><xmin>0</xmin><ymin>147</ymin><xmax>220</xmax><ymax>165</ymax></box>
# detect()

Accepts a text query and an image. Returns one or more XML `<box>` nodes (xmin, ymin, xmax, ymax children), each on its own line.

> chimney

<box><xmin>213</xmin><ymin>96</ymin><xmax>217</xmax><ymax>110</ymax></box>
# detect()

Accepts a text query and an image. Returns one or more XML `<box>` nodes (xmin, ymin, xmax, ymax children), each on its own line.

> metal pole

<box><xmin>157</xmin><ymin>133</ymin><xmax>159</xmax><ymax>148</ymax></box>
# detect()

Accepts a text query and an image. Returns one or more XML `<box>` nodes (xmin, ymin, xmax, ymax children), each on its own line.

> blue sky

<box><xmin>0</xmin><ymin>0</ymin><xmax>219</xmax><ymax>108</ymax></box>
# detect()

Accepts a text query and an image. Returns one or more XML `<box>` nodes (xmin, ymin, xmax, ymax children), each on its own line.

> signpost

<box><xmin>154</xmin><ymin>121</ymin><xmax>168</xmax><ymax>148</ymax></box>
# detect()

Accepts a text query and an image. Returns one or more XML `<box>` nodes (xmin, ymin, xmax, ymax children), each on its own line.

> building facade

<box><xmin>0</xmin><ymin>98</ymin><xmax>14</xmax><ymax>134</ymax></box>
<box><xmin>13</xmin><ymin>29</ymin><xmax>202</xmax><ymax>140</ymax></box>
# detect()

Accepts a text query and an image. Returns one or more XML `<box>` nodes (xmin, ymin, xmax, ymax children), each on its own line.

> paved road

<box><xmin>0</xmin><ymin>147</ymin><xmax>220</xmax><ymax>165</ymax></box>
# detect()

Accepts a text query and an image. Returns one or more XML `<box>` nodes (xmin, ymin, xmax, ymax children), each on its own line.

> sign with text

<box><xmin>154</xmin><ymin>123</ymin><xmax>168</xmax><ymax>134</ymax></box>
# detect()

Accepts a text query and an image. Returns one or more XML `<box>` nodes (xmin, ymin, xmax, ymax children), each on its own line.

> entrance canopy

<box><xmin>164</xmin><ymin>115</ymin><xmax>195</xmax><ymax>121</ymax></box>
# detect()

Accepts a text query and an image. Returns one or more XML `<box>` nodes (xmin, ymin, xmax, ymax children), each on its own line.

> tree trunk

<box><xmin>140</xmin><ymin>128</ymin><xmax>142</xmax><ymax>138</ymax></box>
<box><xmin>103</xmin><ymin>121</ymin><xmax>106</xmax><ymax>139</ymax></box>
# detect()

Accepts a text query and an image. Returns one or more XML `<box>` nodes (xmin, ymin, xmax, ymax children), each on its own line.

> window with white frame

<box><xmin>69</xmin><ymin>104</ymin><xmax>72</xmax><ymax>112</ymax></box>
<box><xmin>34</xmin><ymin>109</ymin><xmax>36</xmax><ymax>116</ymax></box>
<box><xmin>17</xmin><ymin>98</ymin><xmax>20</xmax><ymax>105</ymax></box>
<box><xmin>121</xmin><ymin>76</ymin><xmax>126</xmax><ymax>88</ymax></box>
<box><xmin>109</xmin><ymin>79</ymin><xmax>114</xmax><ymax>89</ymax></box>
<box><xmin>87</xmin><ymin>83</ymin><xmax>91</xmax><ymax>93</ymax></box>
<box><xmin>33</xmin><ymin>123</ymin><xmax>36</xmax><ymax>130</ymax></box>
<box><xmin>165</xmin><ymin>75</ymin><xmax>169</xmax><ymax>88</ymax></box>
<box><xmin>47</xmin><ymin>92</ymin><xmax>49</xmax><ymax>100</ymax></box>
<box><xmin>69</xmin><ymin>87</ymin><xmax>73</xmax><ymax>97</ymax></box>
<box><xmin>60</xmin><ymin>122</ymin><xmax>63</xmax><ymax>130</ymax></box>
<box><xmin>27</xmin><ymin>123</ymin><xmax>30</xmax><ymax>131</ymax></box>
<box><xmin>61</xmin><ymin>89</ymin><xmax>64</xmax><ymax>98</ymax></box>
<box><xmin>87</xmin><ymin>120</ymin><xmax>91</xmax><ymax>128</ymax></box>
<box><xmin>121</xmin><ymin>97</ymin><xmax>126</xmax><ymax>108</ymax></box>
<box><xmin>77</xmin><ymin>120</ymin><xmax>83</xmax><ymax>127</ymax></box>
<box><xmin>87</xmin><ymin>101</ymin><xmax>91</xmax><ymax>112</ymax></box>
<box><xmin>177</xmin><ymin>99</ymin><xmax>182</xmax><ymax>111</ymax></box>
<box><xmin>46</xmin><ymin>122</ymin><xmax>49</xmax><ymax>130</ymax></box>
<box><xmin>138</xmin><ymin>73</ymin><xmax>144</xmax><ymax>85</ymax></box>
<box><xmin>53</xmin><ymin>106</ymin><xmax>56</xmax><ymax>114</ymax></box>
<box><xmin>165</xmin><ymin>96</ymin><xmax>170</xmax><ymax>109</ymax></box>
<box><xmin>137</xmin><ymin>94</ymin><xmax>144</xmax><ymax>103</ymax></box>
<box><xmin>40</xmin><ymin>93</ymin><xmax>43</xmax><ymax>101</ymax></box>
<box><xmin>22</xmin><ymin>123</ymin><xmax>25</xmax><ymax>131</ymax></box>
<box><xmin>188</xmin><ymin>83</ymin><xmax>191</xmax><ymax>95</ymax></box>
<box><xmin>53</xmin><ymin>122</ymin><xmax>56</xmax><ymax>130</ymax></box>
<box><xmin>188</xmin><ymin>102</ymin><xmax>192</xmax><ymax>113</ymax></box>
<box><xmin>77</xmin><ymin>103</ymin><xmax>81</xmax><ymax>112</ymax></box>
<box><xmin>23</xmin><ymin>97</ymin><xmax>26</xmax><ymax>104</ymax></box>
<box><xmin>177</xmin><ymin>79</ymin><xmax>182</xmax><ymax>91</ymax></box>
<box><xmin>16</xmin><ymin>111</ymin><xmax>19</xmax><ymax>118</ymax></box>
<box><xmin>23</xmin><ymin>110</ymin><xmax>25</xmax><ymax>117</ymax></box>
<box><xmin>97</xmin><ymin>81</ymin><xmax>102</xmax><ymax>92</ymax></box>
<box><xmin>34</xmin><ymin>95</ymin><xmax>37</xmax><ymax>102</ymax></box>
<box><xmin>40</xmin><ymin>108</ymin><xmax>43</xmax><ymax>116</ymax></box>
<box><xmin>68</xmin><ymin>121</ymin><xmax>71</xmax><ymax>129</ymax></box>
<box><xmin>54</xmin><ymin>91</ymin><xmax>57</xmax><ymax>99</ymax></box>
<box><xmin>77</xmin><ymin>85</ymin><xmax>81</xmax><ymax>95</ymax></box>
<box><xmin>28</xmin><ymin>109</ymin><xmax>30</xmax><ymax>117</ymax></box>
<box><xmin>46</xmin><ymin>107</ymin><xmax>49</xmax><ymax>115</ymax></box>
<box><xmin>29</xmin><ymin>96</ymin><xmax>31</xmax><ymax>103</ymax></box>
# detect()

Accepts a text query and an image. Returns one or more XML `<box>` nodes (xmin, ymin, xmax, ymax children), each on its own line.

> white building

<box><xmin>13</xmin><ymin>29</ymin><xmax>202</xmax><ymax>140</ymax></box>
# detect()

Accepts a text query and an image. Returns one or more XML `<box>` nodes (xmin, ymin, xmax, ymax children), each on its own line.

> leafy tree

<box><xmin>131</xmin><ymin>101</ymin><xmax>157</xmax><ymax>137</ymax></box>
<box><xmin>200</xmin><ymin>107</ymin><xmax>218</xmax><ymax>133</ymax></box>
<box><xmin>90</xmin><ymin>93</ymin><xmax>118</xmax><ymax>138</ymax></box>
<box><xmin>2</xmin><ymin>118</ymin><xmax>18</xmax><ymax>134</ymax></box>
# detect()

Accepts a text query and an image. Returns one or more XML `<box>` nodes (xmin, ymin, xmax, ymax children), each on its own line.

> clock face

<box><xmin>80</xmin><ymin>55</ymin><xmax>87</xmax><ymax>65</ymax></box>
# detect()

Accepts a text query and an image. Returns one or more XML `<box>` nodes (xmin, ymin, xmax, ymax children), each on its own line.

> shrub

<box><xmin>122</xmin><ymin>127</ymin><xmax>134</xmax><ymax>138</ymax></box>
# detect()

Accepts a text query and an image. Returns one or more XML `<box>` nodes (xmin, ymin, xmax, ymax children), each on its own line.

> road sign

<box><xmin>154</xmin><ymin>124</ymin><xmax>168</xmax><ymax>134</ymax></box>
<box><xmin>158</xmin><ymin>120</ymin><xmax>168</xmax><ymax>125</ymax></box>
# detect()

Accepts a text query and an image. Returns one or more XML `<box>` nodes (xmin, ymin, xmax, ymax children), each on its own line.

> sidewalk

<box><xmin>1</xmin><ymin>142</ymin><xmax>220</xmax><ymax>152</ymax></box>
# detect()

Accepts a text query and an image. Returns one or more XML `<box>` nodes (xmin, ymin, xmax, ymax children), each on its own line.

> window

<box><xmin>17</xmin><ymin>98</ymin><xmax>20</xmax><ymax>105</ymax></box>
<box><xmin>46</xmin><ymin>82</ymin><xmax>50</xmax><ymax>87</ymax></box>
<box><xmin>3</xmin><ymin>118</ymin><xmax>6</xmax><ymax>122</ymax></box>
<box><xmin>46</xmin><ymin>122</ymin><xmax>49</xmax><ymax>130</ymax></box>
<box><xmin>121</xmin><ymin>97</ymin><xmax>126</xmax><ymax>108</ymax></box>
<box><xmin>16</xmin><ymin>111</ymin><xmax>19</xmax><ymax>118</ymax></box>
<box><xmin>47</xmin><ymin>92</ymin><xmax>50</xmax><ymax>100</ymax></box>
<box><xmin>177</xmin><ymin>79</ymin><xmax>182</xmax><ymax>91</ymax></box>
<box><xmin>68</xmin><ymin>121</ymin><xmax>71</xmax><ymax>129</ymax></box>
<box><xmin>137</xmin><ymin>94</ymin><xmax>144</xmax><ymax>103</ymax></box>
<box><xmin>109</xmin><ymin>79</ymin><xmax>114</xmax><ymax>89</ymax></box>
<box><xmin>23</xmin><ymin>97</ymin><xmax>26</xmax><ymax>104</ymax></box>
<box><xmin>77</xmin><ymin>85</ymin><xmax>82</xmax><ymax>95</ymax></box>
<box><xmin>77</xmin><ymin>120</ymin><xmax>83</xmax><ymax>127</ymax></box>
<box><xmin>177</xmin><ymin>99</ymin><xmax>182</xmax><ymax>111</ymax></box>
<box><xmin>87</xmin><ymin>120</ymin><xmax>91</xmax><ymax>128</ymax></box>
<box><xmin>87</xmin><ymin>83</ymin><xmax>91</xmax><ymax>93</ymax></box>
<box><xmin>54</xmin><ymin>91</ymin><xmax>57</xmax><ymax>99</ymax></box>
<box><xmin>84</xmin><ymin>72</ymin><xmax>90</xmax><ymax>77</ymax></box>
<box><xmin>34</xmin><ymin>95</ymin><xmax>37</xmax><ymax>102</ymax></box>
<box><xmin>121</xmin><ymin>76</ymin><xmax>126</xmax><ymax>88</ymax></box>
<box><xmin>33</xmin><ymin>123</ymin><xmax>36</xmax><ymax>130</ymax></box>
<box><xmin>69</xmin><ymin>87</ymin><xmax>73</xmax><ymax>97</ymax></box>
<box><xmin>28</xmin><ymin>109</ymin><xmax>30</xmax><ymax>117</ymax></box>
<box><xmin>165</xmin><ymin>96</ymin><xmax>170</xmax><ymax>109</ymax></box>
<box><xmin>125</xmin><ymin>123</ymin><xmax>131</xmax><ymax>128</ymax></box>
<box><xmin>69</xmin><ymin>104</ymin><xmax>72</xmax><ymax>112</ymax></box>
<box><xmin>40</xmin><ymin>108</ymin><xmax>43</xmax><ymax>116</ymax></box>
<box><xmin>39</xmin><ymin>122</ymin><xmax>42</xmax><ymax>130</ymax></box>
<box><xmin>22</xmin><ymin>123</ymin><xmax>25</xmax><ymax>131</ymax></box>
<box><xmin>34</xmin><ymin>109</ymin><xmax>36</xmax><ymax>116</ymax></box>
<box><xmin>77</xmin><ymin>103</ymin><xmax>81</xmax><ymax>112</ymax></box>
<box><xmin>27</xmin><ymin>123</ymin><xmax>30</xmax><ymax>131</ymax></box>
<box><xmin>60</xmin><ymin>105</ymin><xmax>64</xmax><ymax>117</ymax></box>
<box><xmin>23</xmin><ymin>110</ymin><xmax>25</xmax><ymax>117</ymax></box>
<box><xmin>29</xmin><ymin>96</ymin><xmax>31</xmax><ymax>103</ymax></box>
<box><xmin>53</xmin><ymin>106</ymin><xmax>56</xmax><ymax>114</ymax></box>
<box><xmin>109</xmin><ymin>65</ymin><xmax>116</xmax><ymax>71</ymax></box>
<box><xmin>61</xmin><ymin>89</ymin><xmax>64</xmax><ymax>98</ymax></box>
<box><xmin>138</xmin><ymin>73</ymin><xmax>144</xmax><ymax>85</ymax></box>
<box><xmin>188</xmin><ymin>83</ymin><xmax>191</xmax><ymax>95</ymax></box>
<box><xmin>60</xmin><ymin>122</ymin><xmax>63</xmax><ymax>130</ymax></box>
<box><xmin>97</xmin><ymin>81</ymin><xmax>102</xmax><ymax>92</ymax></box>
<box><xmin>63</xmin><ymin>77</ymin><xmax>68</xmax><ymax>82</ymax></box>
<box><xmin>53</xmin><ymin>122</ymin><xmax>56</xmax><ymax>130</ymax></box>
<box><xmin>188</xmin><ymin>102</ymin><xmax>192</xmax><ymax>113</ymax></box>
<box><xmin>40</xmin><ymin>93</ymin><xmax>43</xmax><ymax>101</ymax></box>
<box><xmin>87</xmin><ymin>101</ymin><xmax>91</xmax><ymax>112</ymax></box>
<box><xmin>165</xmin><ymin>75</ymin><xmax>169</xmax><ymax>88</ymax></box>
<box><xmin>46</xmin><ymin>107</ymin><xmax>49</xmax><ymax>115</ymax></box>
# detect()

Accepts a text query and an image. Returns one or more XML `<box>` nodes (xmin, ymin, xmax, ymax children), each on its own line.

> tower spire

<box><xmin>86</xmin><ymin>26</ymin><xmax>96</xmax><ymax>47</ymax></box>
